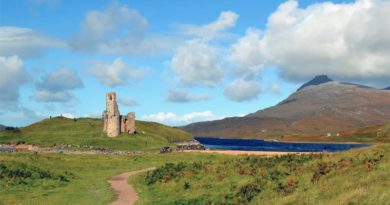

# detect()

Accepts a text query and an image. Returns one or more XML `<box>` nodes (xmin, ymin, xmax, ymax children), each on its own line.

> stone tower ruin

<box><xmin>102</xmin><ymin>92</ymin><xmax>135</xmax><ymax>137</ymax></box>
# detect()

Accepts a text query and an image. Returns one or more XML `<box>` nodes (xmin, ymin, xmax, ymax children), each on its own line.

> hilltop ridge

<box><xmin>0</xmin><ymin>117</ymin><xmax>191</xmax><ymax>151</ymax></box>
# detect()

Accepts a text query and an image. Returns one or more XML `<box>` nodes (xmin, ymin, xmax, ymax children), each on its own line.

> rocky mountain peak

<box><xmin>297</xmin><ymin>75</ymin><xmax>333</xmax><ymax>91</ymax></box>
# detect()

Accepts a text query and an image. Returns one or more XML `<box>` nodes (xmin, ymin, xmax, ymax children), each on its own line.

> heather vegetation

<box><xmin>133</xmin><ymin>144</ymin><xmax>390</xmax><ymax>205</ymax></box>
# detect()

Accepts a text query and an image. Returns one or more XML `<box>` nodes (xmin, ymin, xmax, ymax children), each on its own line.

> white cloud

<box><xmin>70</xmin><ymin>3</ymin><xmax>174</xmax><ymax>55</ymax></box>
<box><xmin>181</xmin><ymin>11</ymin><xmax>239</xmax><ymax>40</ymax></box>
<box><xmin>118</xmin><ymin>97</ymin><xmax>138</xmax><ymax>106</ymax></box>
<box><xmin>142</xmin><ymin>110</ymin><xmax>221</xmax><ymax>126</ymax></box>
<box><xmin>166</xmin><ymin>89</ymin><xmax>211</xmax><ymax>103</ymax></box>
<box><xmin>0</xmin><ymin>27</ymin><xmax>65</xmax><ymax>58</ymax></box>
<box><xmin>61</xmin><ymin>112</ymin><xmax>77</xmax><ymax>119</ymax></box>
<box><xmin>171</xmin><ymin>40</ymin><xmax>224</xmax><ymax>87</ymax></box>
<box><xmin>0</xmin><ymin>55</ymin><xmax>30</xmax><ymax>108</ymax></box>
<box><xmin>229</xmin><ymin>28</ymin><xmax>265</xmax><ymax>77</ymax></box>
<box><xmin>234</xmin><ymin>0</ymin><xmax>390</xmax><ymax>84</ymax></box>
<box><xmin>224</xmin><ymin>78</ymin><xmax>262</xmax><ymax>102</ymax></box>
<box><xmin>34</xmin><ymin>68</ymin><xmax>83</xmax><ymax>102</ymax></box>
<box><xmin>89</xmin><ymin>57</ymin><xmax>149</xmax><ymax>87</ymax></box>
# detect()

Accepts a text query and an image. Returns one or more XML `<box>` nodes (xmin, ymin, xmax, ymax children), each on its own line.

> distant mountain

<box><xmin>297</xmin><ymin>75</ymin><xmax>333</xmax><ymax>91</ymax></box>
<box><xmin>182</xmin><ymin>76</ymin><xmax>390</xmax><ymax>140</ymax></box>
<box><xmin>384</xmin><ymin>87</ymin><xmax>390</xmax><ymax>90</ymax></box>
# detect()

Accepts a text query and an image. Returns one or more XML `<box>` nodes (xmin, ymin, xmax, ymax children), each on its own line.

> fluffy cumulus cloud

<box><xmin>34</xmin><ymin>68</ymin><xmax>84</xmax><ymax>102</ymax></box>
<box><xmin>70</xmin><ymin>3</ymin><xmax>173</xmax><ymax>55</ymax></box>
<box><xmin>170</xmin><ymin>11</ymin><xmax>240</xmax><ymax>87</ymax></box>
<box><xmin>0</xmin><ymin>55</ymin><xmax>30</xmax><ymax>108</ymax></box>
<box><xmin>142</xmin><ymin>110</ymin><xmax>221</xmax><ymax>126</ymax></box>
<box><xmin>166</xmin><ymin>89</ymin><xmax>211</xmax><ymax>103</ymax></box>
<box><xmin>224</xmin><ymin>78</ymin><xmax>262</xmax><ymax>102</ymax></box>
<box><xmin>229</xmin><ymin>28</ymin><xmax>265</xmax><ymax>77</ymax></box>
<box><xmin>181</xmin><ymin>11</ymin><xmax>239</xmax><ymax>40</ymax></box>
<box><xmin>171</xmin><ymin>40</ymin><xmax>224</xmax><ymax>87</ymax></box>
<box><xmin>89</xmin><ymin>57</ymin><xmax>149</xmax><ymax>87</ymax></box>
<box><xmin>0</xmin><ymin>27</ymin><xmax>65</xmax><ymax>58</ymax></box>
<box><xmin>61</xmin><ymin>112</ymin><xmax>77</xmax><ymax>119</ymax></box>
<box><xmin>232</xmin><ymin>0</ymin><xmax>390</xmax><ymax>85</ymax></box>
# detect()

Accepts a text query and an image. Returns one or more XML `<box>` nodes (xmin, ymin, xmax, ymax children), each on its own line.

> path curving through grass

<box><xmin>108</xmin><ymin>167</ymin><xmax>155</xmax><ymax>205</ymax></box>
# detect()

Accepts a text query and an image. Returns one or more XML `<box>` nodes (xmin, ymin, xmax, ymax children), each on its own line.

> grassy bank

<box><xmin>0</xmin><ymin>117</ymin><xmax>191</xmax><ymax>151</ymax></box>
<box><xmin>0</xmin><ymin>152</ymin><xmax>231</xmax><ymax>205</ymax></box>
<box><xmin>132</xmin><ymin>144</ymin><xmax>390</xmax><ymax>205</ymax></box>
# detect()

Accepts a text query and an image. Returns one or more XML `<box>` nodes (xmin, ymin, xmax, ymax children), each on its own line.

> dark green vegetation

<box><xmin>132</xmin><ymin>144</ymin><xmax>390</xmax><ymax>204</ymax></box>
<box><xmin>0</xmin><ymin>161</ymin><xmax>71</xmax><ymax>187</ymax></box>
<box><xmin>0</xmin><ymin>152</ymin><xmax>230</xmax><ymax>205</ymax></box>
<box><xmin>0</xmin><ymin>117</ymin><xmax>191</xmax><ymax>151</ymax></box>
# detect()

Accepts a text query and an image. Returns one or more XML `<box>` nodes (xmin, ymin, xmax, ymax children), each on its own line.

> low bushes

<box><xmin>0</xmin><ymin>162</ymin><xmax>72</xmax><ymax>187</ymax></box>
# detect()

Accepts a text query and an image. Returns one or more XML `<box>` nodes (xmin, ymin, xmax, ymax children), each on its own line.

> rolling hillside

<box><xmin>182</xmin><ymin>76</ymin><xmax>390</xmax><ymax>141</ymax></box>
<box><xmin>0</xmin><ymin>117</ymin><xmax>192</xmax><ymax>151</ymax></box>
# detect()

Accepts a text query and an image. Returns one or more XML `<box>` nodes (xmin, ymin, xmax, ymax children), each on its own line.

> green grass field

<box><xmin>1</xmin><ymin>118</ymin><xmax>389</xmax><ymax>204</ymax></box>
<box><xmin>131</xmin><ymin>144</ymin><xmax>390</xmax><ymax>205</ymax></box>
<box><xmin>0</xmin><ymin>152</ymin><xmax>232</xmax><ymax>205</ymax></box>
<box><xmin>0</xmin><ymin>117</ymin><xmax>191</xmax><ymax>151</ymax></box>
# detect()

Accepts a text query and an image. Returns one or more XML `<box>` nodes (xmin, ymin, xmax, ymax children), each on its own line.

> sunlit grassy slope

<box><xmin>0</xmin><ymin>117</ymin><xmax>191</xmax><ymax>151</ymax></box>
<box><xmin>132</xmin><ymin>144</ymin><xmax>390</xmax><ymax>205</ymax></box>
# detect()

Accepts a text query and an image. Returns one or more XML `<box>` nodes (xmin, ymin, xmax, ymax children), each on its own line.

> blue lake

<box><xmin>195</xmin><ymin>137</ymin><xmax>369</xmax><ymax>152</ymax></box>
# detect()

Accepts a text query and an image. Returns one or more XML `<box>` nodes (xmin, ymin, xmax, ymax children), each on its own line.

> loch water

<box><xmin>195</xmin><ymin>137</ymin><xmax>368</xmax><ymax>152</ymax></box>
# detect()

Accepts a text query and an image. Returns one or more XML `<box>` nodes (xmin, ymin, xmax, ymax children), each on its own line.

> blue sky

<box><xmin>1</xmin><ymin>0</ymin><xmax>389</xmax><ymax>127</ymax></box>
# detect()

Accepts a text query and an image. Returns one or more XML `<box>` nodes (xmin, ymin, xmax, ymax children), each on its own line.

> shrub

<box><xmin>235</xmin><ymin>182</ymin><xmax>262</xmax><ymax>203</ymax></box>
<box><xmin>276</xmin><ymin>178</ymin><xmax>298</xmax><ymax>195</ymax></box>
<box><xmin>145</xmin><ymin>162</ymin><xmax>188</xmax><ymax>185</ymax></box>
<box><xmin>311</xmin><ymin>162</ymin><xmax>336</xmax><ymax>183</ymax></box>
<box><xmin>184</xmin><ymin>182</ymin><xmax>191</xmax><ymax>190</ymax></box>
<box><xmin>0</xmin><ymin>162</ymin><xmax>71</xmax><ymax>186</ymax></box>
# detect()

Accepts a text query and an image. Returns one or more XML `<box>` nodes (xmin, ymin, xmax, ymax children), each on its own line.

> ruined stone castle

<box><xmin>102</xmin><ymin>92</ymin><xmax>135</xmax><ymax>137</ymax></box>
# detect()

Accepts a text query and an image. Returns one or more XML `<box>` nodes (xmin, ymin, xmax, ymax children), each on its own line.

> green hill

<box><xmin>0</xmin><ymin>117</ymin><xmax>191</xmax><ymax>151</ymax></box>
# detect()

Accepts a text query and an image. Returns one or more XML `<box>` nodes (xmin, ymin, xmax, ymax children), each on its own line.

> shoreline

<box><xmin>183</xmin><ymin>149</ymin><xmax>317</xmax><ymax>156</ymax></box>
<box><xmin>194</xmin><ymin>137</ymin><xmax>368</xmax><ymax>144</ymax></box>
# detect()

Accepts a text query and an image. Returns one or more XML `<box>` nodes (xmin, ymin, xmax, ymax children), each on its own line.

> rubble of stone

<box><xmin>0</xmin><ymin>143</ymin><xmax>143</xmax><ymax>155</ymax></box>
<box><xmin>175</xmin><ymin>141</ymin><xmax>205</xmax><ymax>151</ymax></box>
<box><xmin>102</xmin><ymin>92</ymin><xmax>136</xmax><ymax>137</ymax></box>
<box><xmin>160</xmin><ymin>146</ymin><xmax>173</xmax><ymax>153</ymax></box>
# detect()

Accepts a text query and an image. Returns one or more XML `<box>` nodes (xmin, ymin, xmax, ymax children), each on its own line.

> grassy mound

<box><xmin>0</xmin><ymin>117</ymin><xmax>191</xmax><ymax>151</ymax></box>
<box><xmin>132</xmin><ymin>144</ymin><xmax>390</xmax><ymax>204</ymax></box>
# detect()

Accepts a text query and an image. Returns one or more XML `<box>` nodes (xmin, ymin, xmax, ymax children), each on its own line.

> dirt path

<box><xmin>108</xmin><ymin>167</ymin><xmax>155</xmax><ymax>205</ymax></box>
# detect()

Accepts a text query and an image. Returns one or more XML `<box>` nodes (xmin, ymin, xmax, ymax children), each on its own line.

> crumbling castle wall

<box><xmin>105</xmin><ymin>92</ymin><xmax>121</xmax><ymax>137</ymax></box>
<box><xmin>103</xmin><ymin>92</ymin><xmax>136</xmax><ymax>137</ymax></box>
<box><xmin>121</xmin><ymin>112</ymin><xmax>135</xmax><ymax>134</ymax></box>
